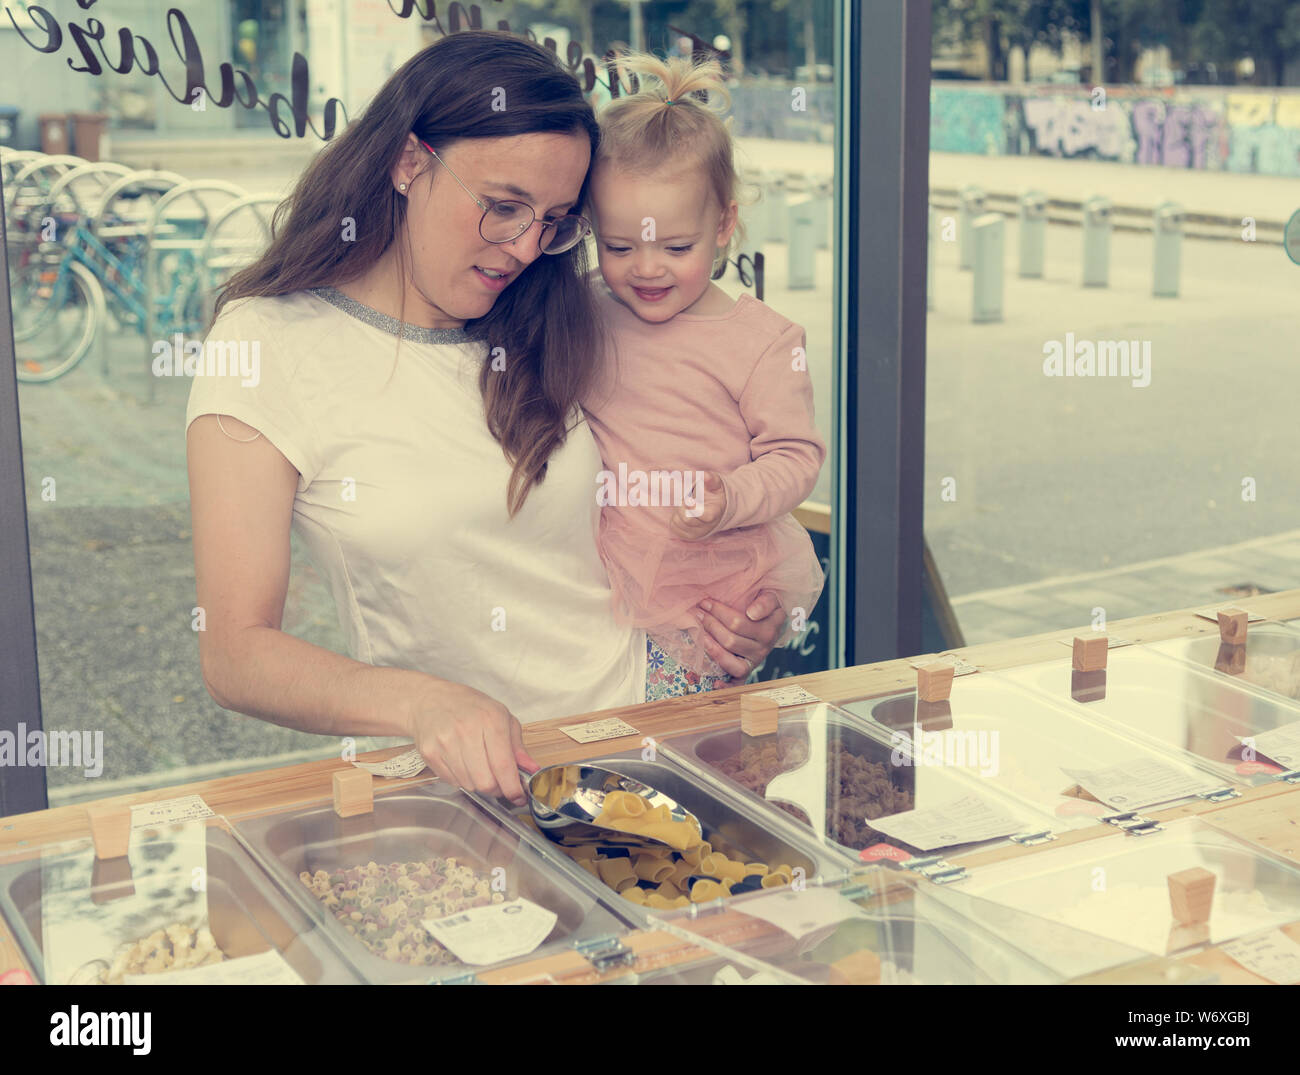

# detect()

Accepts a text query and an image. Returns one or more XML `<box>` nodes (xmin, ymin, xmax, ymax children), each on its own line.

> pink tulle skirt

<box><xmin>599</xmin><ymin>508</ymin><xmax>825</xmax><ymax>677</ymax></box>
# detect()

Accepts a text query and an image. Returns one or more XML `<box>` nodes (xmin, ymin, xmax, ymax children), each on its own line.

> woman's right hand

<box><xmin>404</xmin><ymin>679</ymin><xmax>539</xmax><ymax>805</ymax></box>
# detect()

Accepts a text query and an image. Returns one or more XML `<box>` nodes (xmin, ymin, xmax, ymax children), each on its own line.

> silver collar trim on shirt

<box><xmin>310</xmin><ymin>286</ymin><xmax>471</xmax><ymax>345</ymax></box>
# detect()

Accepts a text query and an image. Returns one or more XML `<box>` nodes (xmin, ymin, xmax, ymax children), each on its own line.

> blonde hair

<box><xmin>594</xmin><ymin>50</ymin><xmax>752</xmax><ymax>270</ymax></box>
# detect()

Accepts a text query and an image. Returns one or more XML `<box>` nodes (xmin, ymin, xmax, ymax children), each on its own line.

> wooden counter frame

<box><xmin>4</xmin><ymin>590</ymin><xmax>1300</xmax><ymax>983</ymax></box>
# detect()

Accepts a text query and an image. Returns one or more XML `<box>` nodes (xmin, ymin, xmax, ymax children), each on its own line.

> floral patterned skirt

<box><xmin>643</xmin><ymin>630</ymin><xmax>732</xmax><ymax>701</ymax></box>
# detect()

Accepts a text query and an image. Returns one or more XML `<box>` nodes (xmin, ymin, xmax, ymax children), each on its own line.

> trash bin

<box><xmin>71</xmin><ymin>112</ymin><xmax>109</xmax><ymax>162</ymax></box>
<box><xmin>0</xmin><ymin>106</ymin><xmax>19</xmax><ymax>147</ymax></box>
<box><xmin>38</xmin><ymin>113</ymin><xmax>70</xmax><ymax>155</ymax></box>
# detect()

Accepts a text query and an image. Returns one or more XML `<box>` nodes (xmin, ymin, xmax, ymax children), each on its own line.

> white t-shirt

<box><xmin>185</xmin><ymin>287</ymin><xmax>646</xmax><ymax>725</ymax></box>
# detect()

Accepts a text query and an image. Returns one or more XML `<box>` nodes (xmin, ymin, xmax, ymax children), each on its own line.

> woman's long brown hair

<box><xmin>215</xmin><ymin>31</ymin><xmax>603</xmax><ymax>517</ymax></box>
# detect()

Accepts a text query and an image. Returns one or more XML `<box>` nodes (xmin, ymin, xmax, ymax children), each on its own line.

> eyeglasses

<box><xmin>416</xmin><ymin>138</ymin><xmax>591</xmax><ymax>255</ymax></box>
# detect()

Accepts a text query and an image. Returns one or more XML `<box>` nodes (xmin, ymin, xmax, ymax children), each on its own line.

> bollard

<box><xmin>764</xmin><ymin>175</ymin><xmax>788</xmax><ymax>243</ymax></box>
<box><xmin>1152</xmin><ymin>200</ymin><xmax>1183</xmax><ymax>298</ymax></box>
<box><xmin>971</xmin><ymin>212</ymin><xmax>1004</xmax><ymax>323</ymax></box>
<box><xmin>813</xmin><ymin>179</ymin><xmax>831</xmax><ymax>250</ymax></box>
<box><xmin>958</xmin><ymin>184</ymin><xmax>985</xmax><ymax>270</ymax></box>
<box><xmin>1082</xmin><ymin>195</ymin><xmax>1111</xmax><ymax>287</ymax></box>
<box><xmin>787</xmin><ymin>197</ymin><xmax>816</xmax><ymax>289</ymax></box>
<box><xmin>1018</xmin><ymin>190</ymin><xmax>1047</xmax><ymax>278</ymax></box>
<box><xmin>927</xmin><ymin>204</ymin><xmax>935</xmax><ymax>311</ymax></box>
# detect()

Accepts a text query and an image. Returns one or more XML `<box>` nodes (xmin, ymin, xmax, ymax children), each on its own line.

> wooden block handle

<box><xmin>740</xmin><ymin>692</ymin><xmax>779</xmax><ymax>736</ymax></box>
<box><xmin>1168</xmin><ymin>867</ymin><xmax>1216</xmax><ymax>925</ymax></box>
<box><xmin>333</xmin><ymin>768</ymin><xmax>374</xmax><ymax>818</ymax></box>
<box><xmin>1072</xmin><ymin>634</ymin><xmax>1108</xmax><ymax>672</ymax></box>
<box><xmin>917</xmin><ymin>661</ymin><xmax>954</xmax><ymax>703</ymax></box>
<box><xmin>1218</xmin><ymin>608</ymin><xmax>1248</xmax><ymax>645</ymax></box>
<box><xmin>84</xmin><ymin>803</ymin><xmax>131</xmax><ymax>860</ymax></box>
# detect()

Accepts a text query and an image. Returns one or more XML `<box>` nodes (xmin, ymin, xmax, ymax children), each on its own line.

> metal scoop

<box><xmin>520</xmin><ymin>764</ymin><xmax>703</xmax><ymax>855</ymax></box>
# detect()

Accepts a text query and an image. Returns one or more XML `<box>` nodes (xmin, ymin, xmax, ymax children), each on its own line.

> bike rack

<box><xmin>196</xmin><ymin>192</ymin><xmax>281</xmax><ymax>326</ymax></box>
<box><xmin>142</xmin><ymin>179</ymin><xmax>247</xmax><ymax>401</ymax></box>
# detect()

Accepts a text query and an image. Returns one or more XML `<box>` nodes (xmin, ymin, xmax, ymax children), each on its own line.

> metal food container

<box><xmin>478</xmin><ymin>749</ymin><xmax>849</xmax><ymax>924</ymax></box>
<box><xmin>1149</xmin><ymin>623</ymin><xmax>1300</xmax><ymax>705</ymax></box>
<box><xmin>927</xmin><ymin>816</ymin><xmax>1300</xmax><ymax>981</ymax></box>
<box><xmin>841</xmin><ymin>674</ymin><xmax>1236</xmax><ymax>821</ymax></box>
<box><xmin>1001</xmin><ymin>647</ymin><xmax>1300</xmax><ymax>785</ymax></box>
<box><xmin>235</xmin><ymin>784</ymin><xmax>631</xmax><ymax>983</ymax></box>
<box><xmin>0</xmin><ymin>820</ymin><xmax>357</xmax><ymax>984</ymax></box>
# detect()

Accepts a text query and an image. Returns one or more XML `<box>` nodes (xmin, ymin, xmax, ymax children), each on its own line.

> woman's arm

<box><xmin>187</xmin><ymin>414</ymin><xmax>534</xmax><ymax>801</ymax></box>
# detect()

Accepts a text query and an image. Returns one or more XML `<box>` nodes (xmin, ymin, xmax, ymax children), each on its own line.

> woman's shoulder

<box><xmin>211</xmin><ymin>290</ymin><xmax>329</xmax><ymax>334</ymax></box>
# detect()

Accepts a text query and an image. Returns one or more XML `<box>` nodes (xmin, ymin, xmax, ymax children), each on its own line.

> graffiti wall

<box><xmin>930</xmin><ymin>85</ymin><xmax>1300</xmax><ymax>178</ymax></box>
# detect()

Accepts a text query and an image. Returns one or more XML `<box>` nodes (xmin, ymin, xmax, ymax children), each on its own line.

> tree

<box><xmin>1190</xmin><ymin>0</ymin><xmax>1300</xmax><ymax>85</ymax></box>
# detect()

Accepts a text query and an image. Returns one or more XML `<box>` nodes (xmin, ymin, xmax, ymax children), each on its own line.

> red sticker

<box><xmin>860</xmin><ymin>842</ymin><xmax>911</xmax><ymax>863</ymax></box>
<box><xmin>1236</xmin><ymin>760</ymin><xmax>1284</xmax><ymax>776</ymax></box>
<box><xmin>1055</xmin><ymin>798</ymin><xmax>1108</xmax><ymax>818</ymax></box>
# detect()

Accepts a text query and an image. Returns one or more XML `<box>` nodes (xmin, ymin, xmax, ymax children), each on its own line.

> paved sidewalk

<box><xmin>951</xmin><ymin>530</ymin><xmax>1300</xmax><ymax>645</ymax></box>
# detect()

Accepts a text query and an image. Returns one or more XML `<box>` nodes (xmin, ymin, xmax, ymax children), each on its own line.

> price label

<box><xmin>1219</xmin><ymin>929</ymin><xmax>1300</xmax><ymax>984</ymax></box>
<box><xmin>1242</xmin><ymin>723</ymin><xmax>1300</xmax><ymax>769</ymax></box>
<box><xmin>422</xmin><ymin>898</ymin><xmax>557</xmax><ymax>966</ymax></box>
<box><xmin>747</xmin><ymin>685</ymin><xmax>820</xmax><ymax>707</ymax></box>
<box><xmin>558</xmin><ymin>717</ymin><xmax>639</xmax><ymax>744</ymax></box>
<box><xmin>352</xmin><ymin>748</ymin><xmax>428</xmax><ymax>779</ymax></box>
<box><xmin>868</xmin><ymin>793</ymin><xmax>1027</xmax><ymax>851</ymax></box>
<box><xmin>123</xmin><ymin>948</ymin><xmax>304</xmax><ymax>985</ymax></box>
<box><xmin>1061</xmin><ymin>758</ymin><xmax>1219</xmax><ymax>811</ymax></box>
<box><xmin>130</xmin><ymin>795</ymin><xmax>214</xmax><ymax>830</ymax></box>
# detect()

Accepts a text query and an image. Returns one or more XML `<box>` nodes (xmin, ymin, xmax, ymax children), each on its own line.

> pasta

<box><xmin>299</xmin><ymin>857</ymin><xmax>503</xmax><ymax>967</ymax></box>
<box><xmin>593</xmin><ymin>791</ymin><xmax>702</xmax><ymax>851</ymax></box>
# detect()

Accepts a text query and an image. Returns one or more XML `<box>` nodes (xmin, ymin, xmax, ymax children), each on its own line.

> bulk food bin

<box><xmin>999</xmin><ymin>644</ymin><xmax>1300</xmax><ymax>787</ymax></box>
<box><xmin>1146</xmin><ymin>619</ymin><xmax>1300</xmax><ymax>707</ymax></box>
<box><xmin>617</xmin><ymin>872</ymin><xmax>1098</xmax><ymax>984</ymax></box>
<box><xmin>234</xmin><ymin>782</ymin><xmax>639</xmax><ymax>983</ymax></box>
<box><xmin>473</xmin><ymin>746</ymin><xmax>853</xmax><ymax>926</ymax></box>
<box><xmin>837</xmin><ymin>673</ymin><xmax>1239</xmax><ymax>829</ymax></box>
<box><xmin>0</xmin><ymin>815</ymin><xmax>358</xmax><ymax>984</ymax></box>
<box><xmin>659</xmin><ymin>699</ymin><xmax>1064</xmax><ymax>865</ymax></box>
<box><xmin>919</xmin><ymin>816</ymin><xmax>1300</xmax><ymax>981</ymax></box>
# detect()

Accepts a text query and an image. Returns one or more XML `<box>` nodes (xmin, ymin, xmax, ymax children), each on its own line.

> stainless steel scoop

<box><xmin>520</xmin><ymin>764</ymin><xmax>703</xmax><ymax>855</ymax></box>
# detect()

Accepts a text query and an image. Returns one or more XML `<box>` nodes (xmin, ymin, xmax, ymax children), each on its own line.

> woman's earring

<box><xmin>398</xmin><ymin>182</ymin><xmax>408</xmax><ymax>192</ymax></box>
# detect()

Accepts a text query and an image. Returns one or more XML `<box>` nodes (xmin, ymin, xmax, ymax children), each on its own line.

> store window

<box><xmin>925</xmin><ymin>4</ymin><xmax>1300</xmax><ymax>645</ymax></box>
<box><xmin>1</xmin><ymin>0</ymin><xmax>847</xmax><ymax>807</ymax></box>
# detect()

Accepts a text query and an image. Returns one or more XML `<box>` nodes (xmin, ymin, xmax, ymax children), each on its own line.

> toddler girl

<box><xmin>581</xmin><ymin>51</ymin><xmax>826</xmax><ymax>699</ymax></box>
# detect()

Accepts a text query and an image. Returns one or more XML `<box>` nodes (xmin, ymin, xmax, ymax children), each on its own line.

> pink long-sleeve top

<box><xmin>583</xmin><ymin>286</ymin><xmax>826</xmax><ymax>537</ymax></box>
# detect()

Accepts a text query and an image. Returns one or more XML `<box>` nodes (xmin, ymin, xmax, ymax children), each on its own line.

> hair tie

<box><xmin>665</xmin><ymin>98</ymin><xmax>679</xmax><ymax>106</ymax></box>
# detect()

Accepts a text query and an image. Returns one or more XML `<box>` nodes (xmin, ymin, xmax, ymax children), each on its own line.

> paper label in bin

<box><xmin>422</xmin><ymin>898</ymin><xmax>556</xmax><ymax>965</ymax></box>
<box><xmin>868</xmin><ymin>792</ymin><xmax>1028</xmax><ymax>851</ymax></box>
<box><xmin>747</xmin><ymin>685</ymin><xmax>820</xmax><ymax>706</ymax></box>
<box><xmin>1061</xmin><ymin>758</ymin><xmax>1220</xmax><ymax>811</ymax></box>
<box><xmin>558</xmin><ymin>717</ymin><xmax>639</xmax><ymax>743</ymax></box>
<box><xmin>1242</xmin><ymin>722</ymin><xmax>1300</xmax><ymax>769</ymax></box>
<box><xmin>123</xmin><ymin>948</ymin><xmax>304</xmax><ymax>985</ymax></box>
<box><xmin>1219</xmin><ymin>929</ymin><xmax>1300</xmax><ymax>984</ymax></box>
<box><xmin>130</xmin><ymin>795</ymin><xmax>214</xmax><ymax>829</ymax></box>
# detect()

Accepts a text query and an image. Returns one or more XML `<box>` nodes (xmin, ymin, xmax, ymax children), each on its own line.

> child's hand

<box><xmin>670</xmin><ymin>471</ymin><xmax>725</xmax><ymax>541</ymax></box>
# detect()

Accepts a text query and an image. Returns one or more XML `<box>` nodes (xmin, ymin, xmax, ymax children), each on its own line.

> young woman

<box><xmin>185</xmin><ymin>31</ymin><xmax>786</xmax><ymax>807</ymax></box>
